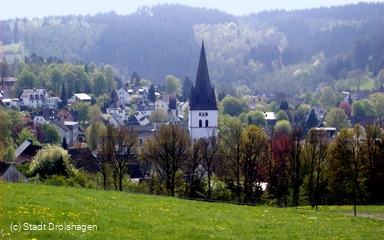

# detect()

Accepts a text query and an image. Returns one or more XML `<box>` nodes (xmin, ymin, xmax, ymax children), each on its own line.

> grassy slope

<box><xmin>0</xmin><ymin>182</ymin><xmax>383</xmax><ymax>240</ymax></box>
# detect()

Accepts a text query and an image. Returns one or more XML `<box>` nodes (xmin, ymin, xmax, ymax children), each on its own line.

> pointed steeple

<box><xmin>190</xmin><ymin>40</ymin><xmax>218</xmax><ymax>110</ymax></box>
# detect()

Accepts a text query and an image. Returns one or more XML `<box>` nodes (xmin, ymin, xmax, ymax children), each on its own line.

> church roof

<box><xmin>190</xmin><ymin>41</ymin><xmax>218</xmax><ymax>111</ymax></box>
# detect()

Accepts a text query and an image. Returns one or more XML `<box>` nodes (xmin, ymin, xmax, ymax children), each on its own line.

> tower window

<box><xmin>205</xmin><ymin>120</ymin><xmax>209</xmax><ymax>127</ymax></box>
<box><xmin>199</xmin><ymin>120</ymin><xmax>202</xmax><ymax>127</ymax></box>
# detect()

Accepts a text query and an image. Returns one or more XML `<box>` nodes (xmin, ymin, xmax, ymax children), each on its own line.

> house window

<box><xmin>205</xmin><ymin>120</ymin><xmax>209</xmax><ymax>127</ymax></box>
<box><xmin>199</xmin><ymin>120</ymin><xmax>202</xmax><ymax>127</ymax></box>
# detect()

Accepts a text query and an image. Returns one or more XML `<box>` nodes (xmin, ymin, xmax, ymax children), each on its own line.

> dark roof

<box><xmin>13</xmin><ymin>142</ymin><xmax>42</xmax><ymax>165</ymax></box>
<box><xmin>189</xmin><ymin>41</ymin><xmax>218</xmax><ymax>111</ymax></box>
<box><xmin>68</xmin><ymin>147</ymin><xmax>99</xmax><ymax>174</ymax></box>
<box><xmin>0</xmin><ymin>161</ymin><xmax>11</xmax><ymax>175</ymax></box>
<box><xmin>42</xmin><ymin>108</ymin><xmax>57</xmax><ymax>121</ymax></box>
<box><xmin>348</xmin><ymin>116</ymin><xmax>376</xmax><ymax>127</ymax></box>
<box><xmin>51</xmin><ymin>118</ymin><xmax>70</xmax><ymax>132</ymax></box>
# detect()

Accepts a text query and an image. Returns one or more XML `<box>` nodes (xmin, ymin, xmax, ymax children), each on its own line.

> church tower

<box><xmin>189</xmin><ymin>41</ymin><xmax>218</xmax><ymax>140</ymax></box>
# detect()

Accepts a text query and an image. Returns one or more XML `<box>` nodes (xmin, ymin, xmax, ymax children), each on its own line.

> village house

<box><xmin>13</xmin><ymin>139</ymin><xmax>42</xmax><ymax>165</ymax></box>
<box><xmin>106</xmin><ymin>106</ymin><xmax>129</xmax><ymax>124</ymax></box>
<box><xmin>117</xmin><ymin>87</ymin><xmax>132</xmax><ymax>105</ymax></box>
<box><xmin>18</xmin><ymin>88</ymin><xmax>51</xmax><ymax>109</ymax></box>
<box><xmin>68</xmin><ymin>93</ymin><xmax>92</xmax><ymax>104</ymax></box>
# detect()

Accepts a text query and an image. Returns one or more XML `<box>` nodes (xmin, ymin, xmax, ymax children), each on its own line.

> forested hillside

<box><xmin>1</xmin><ymin>2</ymin><xmax>384</xmax><ymax>95</ymax></box>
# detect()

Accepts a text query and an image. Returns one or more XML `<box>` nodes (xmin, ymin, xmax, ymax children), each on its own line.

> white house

<box><xmin>106</xmin><ymin>107</ymin><xmax>129</xmax><ymax>124</ymax></box>
<box><xmin>18</xmin><ymin>88</ymin><xmax>50</xmax><ymax>109</ymax></box>
<box><xmin>117</xmin><ymin>87</ymin><xmax>132</xmax><ymax>105</ymax></box>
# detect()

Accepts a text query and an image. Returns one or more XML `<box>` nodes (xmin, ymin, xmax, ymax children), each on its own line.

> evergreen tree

<box><xmin>181</xmin><ymin>76</ymin><xmax>192</xmax><ymax>102</ymax></box>
<box><xmin>131</xmin><ymin>71</ymin><xmax>141</xmax><ymax>86</ymax></box>
<box><xmin>62</xmin><ymin>137</ymin><xmax>68</xmax><ymax>150</ymax></box>
<box><xmin>168</xmin><ymin>97</ymin><xmax>177</xmax><ymax>110</ymax></box>
<box><xmin>306</xmin><ymin>109</ymin><xmax>318</xmax><ymax>128</ymax></box>
<box><xmin>110</xmin><ymin>89</ymin><xmax>118</xmax><ymax>107</ymax></box>
<box><xmin>60</xmin><ymin>83</ymin><xmax>68</xmax><ymax>108</ymax></box>
<box><xmin>148</xmin><ymin>84</ymin><xmax>156</xmax><ymax>103</ymax></box>
<box><xmin>279</xmin><ymin>99</ymin><xmax>289</xmax><ymax>111</ymax></box>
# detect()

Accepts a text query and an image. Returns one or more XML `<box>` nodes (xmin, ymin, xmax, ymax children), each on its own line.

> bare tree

<box><xmin>143</xmin><ymin>123</ymin><xmax>190</xmax><ymax>196</ymax></box>
<box><xmin>110</xmin><ymin>124</ymin><xmax>138</xmax><ymax>191</ymax></box>
<box><xmin>199</xmin><ymin>135</ymin><xmax>220</xmax><ymax>199</ymax></box>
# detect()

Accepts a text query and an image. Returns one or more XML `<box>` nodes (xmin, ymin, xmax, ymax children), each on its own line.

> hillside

<box><xmin>0</xmin><ymin>182</ymin><xmax>383</xmax><ymax>239</ymax></box>
<box><xmin>1</xmin><ymin>3</ymin><xmax>384</xmax><ymax>94</ymax></box>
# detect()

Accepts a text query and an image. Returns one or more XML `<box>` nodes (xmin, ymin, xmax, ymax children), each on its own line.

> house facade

<box><xmin>117</xmin><ymin>87</ymin><xmax>132</xmax><ymax>105</ymax></box>
<box><xmin>18</xmin><ymin>88</ymin><xmax>51</xmax><ymax>109</ymax></box>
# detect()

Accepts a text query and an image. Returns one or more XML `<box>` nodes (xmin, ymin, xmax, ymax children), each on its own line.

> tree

<box><xmin>221</xmin><ymin>96</ymin><xmax>249</xmax><ymax>117</ymax></box>
<box><xmin>276</xmin><ymin>110</ymin><xmax>289</xmax><ymax>122</ymax></box>
<box><xmin>50</xmin><ymin>68</ymin><xmax>63</xmax><ymax>96</ymax></box>
<box><xmin>41</xmin><ymin>123</ymin><xmax>61</xmax><ymax>144</ymax></box>
<box><xmin>363</xmin><ymin>124</ymin><xmax>384</xmax><ymax>203</ymax></box>
<box><xmin>183</xmin><ymin>139</ymin><xmax>203</xmax><ymax>197</ymax></box>
<box><xmin>325</xmin><ymin>107</ymin><xmax>350</xmax><ymax>131</ymax></box>
<box><xmin>109</xmin><ymin>89</ymin><xmax>118</xmax><ymax>107</ymax></box>
<box><xmin>60</xmin><ymin>83</ymin><xmax>68</xmax><ymax>108</ymax></box>
<box><xmin>62</xmin><ymin>137</ymin><xmax>68</xmax><ymax>150</ymax></box>
<box><xmin>165</xmin><ymin>75</ymin><xmax>181</xmax><ymax>95</ymax></box>
<box><xmin>199</xmin><ymin>135</ymin><xmax>220</xmax><ymax>199</ymax></box>
<box><xmin>148</xmin><ymin>84</ymin><xmax>156</xmax><ymax>103</ymax></box>
<box><xmin>279</xmin><ymin>99</ymin><xmax>289</xmax><ymax>110</ymax></box>
<box><xmin>149</xmin><ymin>109</ymin><xmax>166</xmax><ymax>123</ymax></box>
<box><xmin>306</xmin><ymin>109</ymin><xmax>318</xmax><ymax>128</ymax></box>
<box><xmin>29</xmin><ymin>145</ymin><xmax>75</xmax><ymax>179</ymax></box>
<box><xmin>16</xmin><ymin>128</ymin><xmax>40</xmax><ymax>146</ymax></box>
<box><xmin>286</xmin><ymin>128</ymin><xmax>304</xmax><ymax>207</ymax></box>
<box><xmin>109</xmin><ymin>124</ymin><xmax>138</xmax><ymax>191</ymax></box>
<box><xmin>143</xmin><ymin>123</ymin><xmax>190</xmax><ymax>196</ymax></box>
<box><xmin>93</xmin><ymin>72</ymin><xmax>106</xmax><ymax>97</ymax></box>
<box><xmin>352</xmin><ymin>101</ymin><xmax>366</xmax><ymax>117</ymax></box>
<box><xmin>339</xmin><ymin>101</ymin><xmax>352</xmax><ymax>117</ymax></box>
<box><xmin>370</xmin><ymin>93</ymin><xmax>384</xmax><ymax>118</ymax></box>
<box><xmin>131</xmin><ymin>71</ymin><xmax>141</xmax><ymax>86</ymax></box>
<box><xmin>181</xmin><ymin>76</ymin><xmax>192</xmax><ymax>102</ymax></box>
<box><xmin>302</xmin><ymin>129</ymin><xmax>329</xmax><ymax>209</ymax></box>
<box><xmin>18</xmin><ymin>67</ymin><xmax>37</xmax><ymax>89</ymax></box>
<box><xmin>274</xmin><ymin>120</ymin><xmax>291</xmax><ymax>135</ymax></box>
<box><xmin>86</xmin><ymin>119</ymin><xmax>106</xmax><ymax>151</ymax></box>
<box><xmin>168</xmin><ymin>97</ymin><xmax>177</xmax><ymax>110</ymax></box>
<box><xmin>247</xmin><ymin>110</ymin><xmax>267</xmax><ymax>127</ymax></box>
<box><xmin>77</xmin><ymin>102</ymin><xmax>90</xmax><ymax>127</ymax></box>
<box><xmin>219</xmin><ymin>116</ymin><xmax>244</xmax><ymax>200</ymax></box>
<box><xmin>328</xmin><ymin>125</ymin><xmax>367</xmax><ymax>215</ymax></box>
<box><xmin>270</xmin><ymin>133</ymin><xmax>291</xmax><ymax>205</ymax></box>
<box><xmin>320</xmin><ymin>86</ymin><xmax>336</xmax><ymax>109</ymax></box>
<box><xmin>241</xmin><ymin>125</ymin><xmax>269</xmax><ymax>203</ymax></box>
<box><xmin>0</xmin><ymin>61</ymin><xmax>9</xmax><ymax>88</ymax></box>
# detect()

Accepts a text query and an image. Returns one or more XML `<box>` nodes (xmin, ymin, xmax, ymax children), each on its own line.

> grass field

<box><xmin>0</xmin><ymin>182</ymin><xmax>383</xmax><ymax>240</ymax></box>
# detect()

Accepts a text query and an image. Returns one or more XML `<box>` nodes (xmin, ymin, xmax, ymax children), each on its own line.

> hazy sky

<box><xmin>0</xmin><ymin>0</ymin><xmax>380</xmax><ymax>20</ymax></box>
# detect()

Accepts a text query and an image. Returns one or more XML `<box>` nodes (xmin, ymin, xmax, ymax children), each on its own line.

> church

<box><xmin>189</xmin><ymin>41</ymin><xmax>218</xmax><ymax>140</ymax></box>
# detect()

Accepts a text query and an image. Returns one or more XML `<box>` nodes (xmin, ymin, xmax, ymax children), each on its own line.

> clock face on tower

<box><xmin>199</xmin><ymin>112</ymin><xmax>208</xmax><ymax>117</ymax></box>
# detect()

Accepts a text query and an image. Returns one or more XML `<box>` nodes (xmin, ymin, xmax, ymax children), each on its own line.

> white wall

<box><xmin>189</xmin><ymin>110</ymin><xmax>218</xmax><ymax>139</ymax></box>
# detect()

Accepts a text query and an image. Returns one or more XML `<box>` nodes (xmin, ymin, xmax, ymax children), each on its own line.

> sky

<box><xmin>0</xmin><ymin>0</ymin><xmax>380</xmax><ymax>20</ymax></box>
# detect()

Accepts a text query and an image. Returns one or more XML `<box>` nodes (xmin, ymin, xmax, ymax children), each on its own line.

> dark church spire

<box><xmin>189</xmin><ymin>40</ymin><xmax>218</xmax><ymax>110</ymax></box>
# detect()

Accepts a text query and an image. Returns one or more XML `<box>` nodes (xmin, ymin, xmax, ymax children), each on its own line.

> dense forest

<box><xmin>1</xmin><ymin>2</ymin><xmax>384</xmax><ymax>95</ymax></box>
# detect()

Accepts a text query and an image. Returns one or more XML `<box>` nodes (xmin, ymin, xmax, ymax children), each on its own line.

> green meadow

<box><xmin>0</xmin><ymin>182</ymin><xmax>383</xmax><ymax>240</ymax></box>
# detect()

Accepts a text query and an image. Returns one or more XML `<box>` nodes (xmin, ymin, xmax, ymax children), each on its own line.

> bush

<box><xmin>29</xmin><ymin>144</ymin><xmax>76</xmax><ymax>179</ymax></box>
